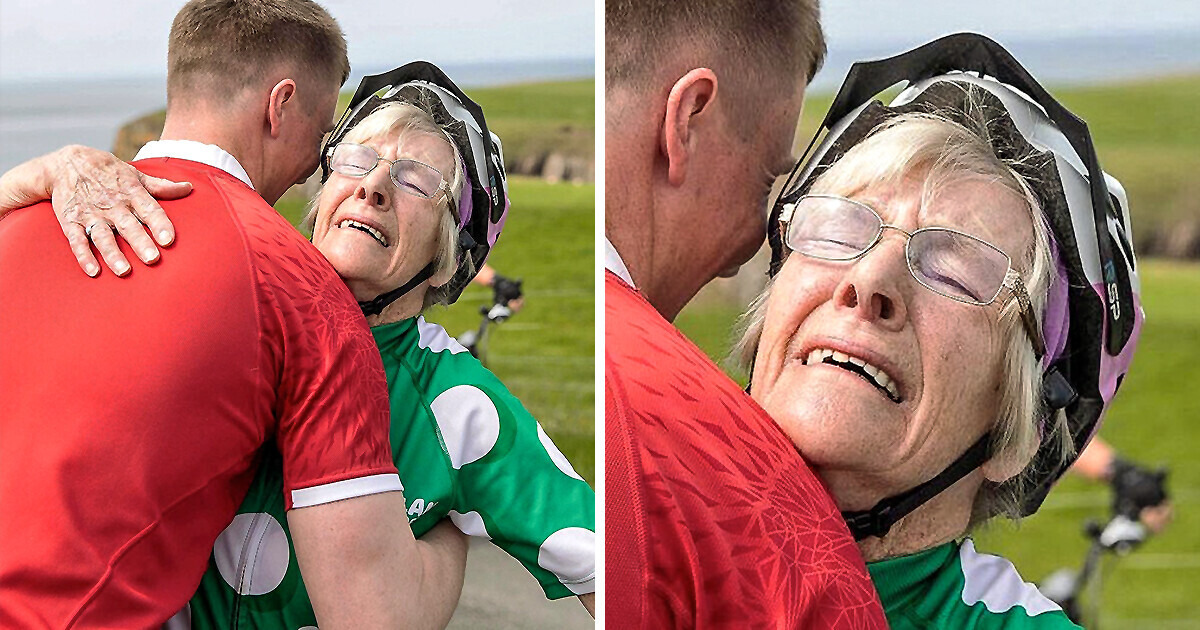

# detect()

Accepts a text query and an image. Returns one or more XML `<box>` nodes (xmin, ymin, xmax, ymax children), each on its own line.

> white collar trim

<box><xmin>604</xmin><ymin>237</ymin><xmax>635</xmax><ymax>288</ymax></box>
<box><xmin>134</xmin><ymin>140</ymin><xmax>254</xmax><ymax>190</ymax></box>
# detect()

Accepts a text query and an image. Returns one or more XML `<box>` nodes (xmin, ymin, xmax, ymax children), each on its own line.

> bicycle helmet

<box><xmin>322</xmin><ymin>61</ymin><xmax>510</xmax><ymax>314</ymax></box>
<box><xmin>766</xmin><ymin>33</ymin><xmax>1143</xmax><ymax>539</ymax></box>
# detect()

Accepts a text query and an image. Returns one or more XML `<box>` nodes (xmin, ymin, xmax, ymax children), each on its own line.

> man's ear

<box><xmin>266</xmin><ymin>79</ymin><xmax>297</xmax><ymax>139</ymax></box>
<box><xmin>662</xmin><ymin>68</ymin><xmax>718</xmax><ymax>187</ymax></box>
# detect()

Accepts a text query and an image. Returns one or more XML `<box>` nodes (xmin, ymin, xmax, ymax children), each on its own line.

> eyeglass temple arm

<box><xmin>1005</xmin><ymin>268</ymin><xmax>1046</xmax><ymax>359</ymax></box>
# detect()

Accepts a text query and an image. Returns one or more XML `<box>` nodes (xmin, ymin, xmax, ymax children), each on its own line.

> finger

<box><xmin>111</xmin><ymin>207</ymin><xmax>160</xmax><ymax>264</ymax></box>
<box><xmin>1139</xmin><ymin>505</ymin><xmax>1171</xmax><ymax>534</ymax></box>
<box><xmin>130</xmin><ymin>183</ymin><xmax>177</xmax><ymax>247</ymax></box>
<box><xmin>140</xmin><ymin>173</ymin><xmax>192</xmax><ymax>200</ymax></box>
<box><xmin>62</xmin><ymin>221</ymin><xmax>101</xmax><ymax>277</ymax></box>
<box><xmin>90</xmin><ymin>225</ymin><xmax>132</xmax><ymax>276</ymax></box>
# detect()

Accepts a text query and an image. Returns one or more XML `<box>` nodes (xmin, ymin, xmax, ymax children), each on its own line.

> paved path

<box><xmin>448</xmin><ymin>538</ymin><xmax>594</xmax><ymax>629</ymax></box>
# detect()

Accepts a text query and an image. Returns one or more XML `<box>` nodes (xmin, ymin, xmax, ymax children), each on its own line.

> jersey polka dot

<box><xmin>416</xmin><ymin>316</ymin><xmax>469</xmax><ymax>354</ymax></box>
<box><xmin>537</xmin><ymin>527</ymin><xmax>595</xmax><ymax>595</ymax></box>
<box><xmin>536</xmin><ymin>422</ymin><xmax>584</xmax><ymax>481</ymax></box>
<box><xmin>449</xmin><ymin>510</ymin><xmax>492</xmax><ymax>539</ymax></box>
<box><xmin>212</xmin><ymin>512</ymin><xmax>291</xmax><ymax>596</ymax></box>
<box><xmin>430</xmin><ymin>385</ymin><xmax>501</xmax><ymax>469</ymax></box>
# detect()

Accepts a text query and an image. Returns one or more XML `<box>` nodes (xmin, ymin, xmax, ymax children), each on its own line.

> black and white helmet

<box><xmin>767</xmin><ymin>33</ymin><xmax>1143</xmax><ymax>539</ymax></box>
<box><xmin>322</xmin><ymin>61</ymin><xmax>510</xmax><ymax>314</ymax></box>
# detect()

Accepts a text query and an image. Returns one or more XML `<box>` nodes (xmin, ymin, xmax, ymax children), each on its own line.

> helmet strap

<box><xmin>358</xmin><ymin>261</ymin><xmax>438</xmax><ymax>317</ymax></box>
<box><xmin>842</xmin><ymin>433</ymin><xmax>991</xmax><ymax>541</ymax></box>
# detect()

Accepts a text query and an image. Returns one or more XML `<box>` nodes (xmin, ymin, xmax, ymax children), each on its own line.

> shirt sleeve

<box><xmin>248</xmin><ymin>218</ymin><xmax>401</xmax><ymax>511</ymax></box>
<box><xmin>435</xmin><ymin>372</ymin><xmax>595</xmax><ymax>599</ymax></box>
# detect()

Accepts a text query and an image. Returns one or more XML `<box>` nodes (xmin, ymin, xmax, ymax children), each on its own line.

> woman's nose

<box><xmin>832</xmin><ymin>235</ymin><xmax>909</xmax><ymax>329</ymax></box>
<box><xmin>355</xmin><ymin>167</ymin><xmax>391</xmax><ymax>209</ymax></box>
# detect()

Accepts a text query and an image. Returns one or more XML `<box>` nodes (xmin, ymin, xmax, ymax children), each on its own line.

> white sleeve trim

<box><xmin>290</xmin><ymin>473</ymin><xmax>404</xmax><ymax>509</ymax></box>
<box><xmin>562</xmin><ymin>575</ymin><xmax>596</xmax><ymax>596</ymax></box>
<box><xmin>959</xmin><ymin>539</ymin><xmax>1062</xmax><ymax>616</ymax></box>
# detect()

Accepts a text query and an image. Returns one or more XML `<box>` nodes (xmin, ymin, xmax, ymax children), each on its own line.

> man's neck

<box><xmin>160</xmin><ymin>106</ymin><xmax>267</xmax><ymax>199</ymax></box>
<box><xmin>608</xmin><ymin>203</ymin><xmax>714</xmax><ymax>322</ymax></box>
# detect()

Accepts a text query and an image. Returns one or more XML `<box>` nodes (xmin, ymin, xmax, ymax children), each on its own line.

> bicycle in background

<box><xmin>1038</xmin><ymin>459</ymin><xmax>1169</xmax><ymax>627</ymax></box>
<box><xmin>459</xmin><ymin>273</ymin><xmax>523</xmax><ymax>366</ymax></box>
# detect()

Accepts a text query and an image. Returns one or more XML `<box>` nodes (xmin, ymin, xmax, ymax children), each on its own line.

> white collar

<box><xmin>134</xmin><ymin>140</ymin><xmax>255</xmax><ymax>191</ymax></box>
<box><xmin>604</xmin><ymin>237</ymin><xmax>635</xmax><ymax>288</ymax></box>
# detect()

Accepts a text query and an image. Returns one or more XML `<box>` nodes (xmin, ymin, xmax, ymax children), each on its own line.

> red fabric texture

<box><xmin>0</xmin><ymin>158</ymin><xmax>395</xmax><ymax>629</ymax></box>
<box><xmin>604</xmin><ymin>272</ymin><xmax>886</xmax><ymax>628</ymax></box>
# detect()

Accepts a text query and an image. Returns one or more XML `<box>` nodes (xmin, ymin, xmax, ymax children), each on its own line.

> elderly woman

<box><xmin>1</xmin><ymin>62</ymin><xmax>595</xmax><ymax>627</ymax></box>
<box><xmin>738</xmin><ymin>35</ymin><xmax>1141</xmax><ymax>628</ymax></box>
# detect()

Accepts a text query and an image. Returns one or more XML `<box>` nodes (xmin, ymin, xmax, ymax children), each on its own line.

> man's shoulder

<box><xmin>135</xmin><ymin>157</ymin><xmax>326</xmax><ymax>275</ymax></box>
<box><xmin>605</xmin><ymin>272</ymin><xmax>759</xmax><ymax>423</ymax></box>
<box><xmin>604</xmin><ymin>271</ymin><xmax>811</xmax><ymax>487</ymax></box>
<box><xmin>605</xmin><ymin>273</ymin><xmax>722</xmax><ymax>382</ymax></box>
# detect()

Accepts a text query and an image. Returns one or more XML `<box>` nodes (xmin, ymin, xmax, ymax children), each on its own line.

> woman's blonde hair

<box><xmin>303</xmin><ymin>102</ymin><xmax>470</xmax><ymax>311</ymax></box>
<box><xmin>735</xmin><ymin>105</ymin><xmax>1074</xmax><ymax>527</ymax></box>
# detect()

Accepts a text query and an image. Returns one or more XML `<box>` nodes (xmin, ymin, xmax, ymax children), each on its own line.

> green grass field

<box><xmin>674</xmin><ymin>75</ymin><xmax>1200</xmax><ymax>626</ymax></box>
<box><xmin>275</xmin><ymin>177</ymin><xmax>596</xmax><ymax>486</ymax></box>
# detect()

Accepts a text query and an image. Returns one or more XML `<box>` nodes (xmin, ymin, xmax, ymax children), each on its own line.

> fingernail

<box><xmin>85</xmin><ymin>264</ymin><xmax>99</xmax><ymax>277</ymax></box>
<box><xmin>158</xmin><ymin>230</ymin><xmax>173</xmax><ymax>244</ymax></box>
<box><xmin>116</xmin><ymin>263</ymin><xmax>131</xmax><ymax>276</ymax></box>
<box><xmin>144</xmin><ymin>249</ymin><xmax>159</xmax><ymax>263</ymax></box>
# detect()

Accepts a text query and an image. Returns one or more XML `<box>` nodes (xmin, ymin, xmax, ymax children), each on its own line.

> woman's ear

<box><xmin>980</xmin><ymin>435</ymin><xmax>1039</xmax><ymax>484</ymax></box>
<box><xmin>429</xmin><ymin>254</ymin><xmax>458</xmax><ymax>289</ymax></box>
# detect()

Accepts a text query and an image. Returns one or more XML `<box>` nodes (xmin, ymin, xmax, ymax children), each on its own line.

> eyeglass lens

<box><xmin>786</xmin><ymin>195</ymin><xmax>1010</xmax><ymax>304</ymax></box>
<box><xmin>329</xmin><ymin>143</ymin><xmax>443</xmax><ymax>199</ymax></box>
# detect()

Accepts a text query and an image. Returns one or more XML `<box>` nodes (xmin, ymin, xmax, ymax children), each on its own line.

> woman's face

<box><xmin>750</xmin><ymin>175</ymin><xmax>1033</xmax><ymax>507</ymax></box>
<box><xmin>311</xmin><ymin>131</ymin><xmax>455</xmax><ymax>301</ymax></box>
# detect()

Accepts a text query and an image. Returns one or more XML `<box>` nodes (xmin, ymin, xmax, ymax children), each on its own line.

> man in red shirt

<box><xmin>0</xmin><ymin>2</ymin><xmax>461</xmax><ymax>627</ymax></box>
<box><xmin>605</xmin><ymin>1</ymin><xmax>887</xmax><ymax>626</ymax></box>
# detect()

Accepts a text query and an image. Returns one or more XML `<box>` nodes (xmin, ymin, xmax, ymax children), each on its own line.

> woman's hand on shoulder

<box><xmin>0</xmin><ymin>145</ymin><xmax>193</xmax><ymax>276</ymax></box>
<box><xmin>48</xmin><ymin>145</ymin><xmax>192</xmax><ymax>276</ymax></box>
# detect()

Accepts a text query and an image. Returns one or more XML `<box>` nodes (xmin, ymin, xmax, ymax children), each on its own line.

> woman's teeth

<box><xmin>338</xmin><ymin>219</ymin><xmax>388</xmax><ymax>247</ymax></box>
<box><xmin>804</xmin><ymin>347</ymin><xmax>901</xmax><ymax>402</ymax></box>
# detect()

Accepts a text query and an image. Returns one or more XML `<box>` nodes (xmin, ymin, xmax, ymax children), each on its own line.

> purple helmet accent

<box><xmin>455</xmin><ymin>163</ymin><xmax>473</xmax><ymax>230</ymax></box>
<box><xmin>1041</xmin><ymin>234</ymin><xmax>1070</xmax><ymax>371</ymax></box>
<box><xmin>767</xmin><ymin>33</ymin><xmax>1144</xmax><ymax>520</ymax></box>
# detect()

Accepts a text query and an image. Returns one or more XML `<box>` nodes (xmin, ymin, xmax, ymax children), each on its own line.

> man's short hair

<box><xmin>605</xmin><ymin>0</ymin><xmax>825</xmax><ymax>91</ymax></box>
<box><xmin>167</xmin><ymin>0</ymin><xmax>350</xmax><ymax>105</ymax></box>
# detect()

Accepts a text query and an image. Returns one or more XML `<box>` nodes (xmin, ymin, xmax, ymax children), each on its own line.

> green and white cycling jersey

<box><xmin>868</xmin><ymin>538</ymin><xmax>1080</xmax><ymax>629</ymax></box>
<box><xmin>173</xmin><ymin>316</ymin><xmax>595</xmax><ymax>630</ymax></box>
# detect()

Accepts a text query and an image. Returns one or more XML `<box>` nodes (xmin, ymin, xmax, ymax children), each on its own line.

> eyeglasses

<box><xmin>780</xmin><ymin>194</ymin><xmax>1044</xmax><ymax>357</ymax></box>
<box><xmin>326</xmin><ymin>142</ymin><xmax>447</xmax><ymax>200</ymax></box>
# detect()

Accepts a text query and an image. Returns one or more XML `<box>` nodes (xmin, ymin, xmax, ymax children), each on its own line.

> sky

<box><xmin>823</xmin><ymin>0</ymin><xmax>1200</xmax><ymax>46</ymax></box>
<box><xmin>3</xmin><ymin>0</ymin><xmax>1198</xmax><ymax>82</ymax></box>
<box><xmin>0</xmin><ymin>0</ymin><xmax>596</xmax><ymax>81</ymax></box>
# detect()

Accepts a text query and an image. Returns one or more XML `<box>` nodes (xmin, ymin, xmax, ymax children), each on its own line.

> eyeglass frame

<box><xmin>778</xmin><ymin>193</ymin><xmax>1045</xmax><ymax>358</ymax></box>
<box><xmin>324</xmin><ymin>142</ymin><xmax>454</xmax><ymax>209</ymax></box>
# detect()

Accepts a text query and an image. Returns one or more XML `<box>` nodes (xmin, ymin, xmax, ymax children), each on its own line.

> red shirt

<box><xmin>0</xmin><ymin>158</ymin><xmax>398</xmax><ymax>628</ymax></box>
<box><xmin>604</xmin><ymin>271</ymin><xmax>886</xmax><ymax>628</ymax></box>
